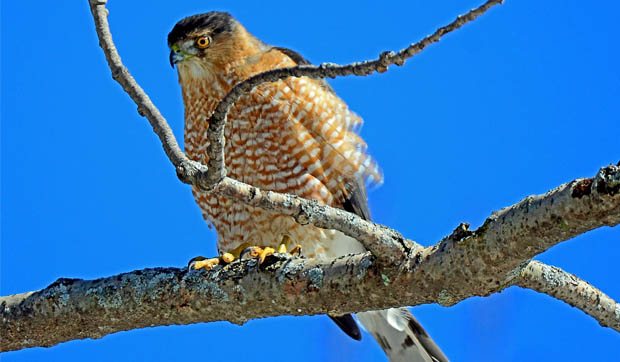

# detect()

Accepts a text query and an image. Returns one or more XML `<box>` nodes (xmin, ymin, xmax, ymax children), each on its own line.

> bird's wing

<box><xmin>271</xmin><ymin>45</ymin><xmax>382</xmax><ymax>196</ymax></box>
<box><xmin>272</xmin><ymin>45</ymin><xmax>363</xmax><ymax>340</ymax></box>
<box><xmin>343</xmin><ymin>182</ymin><xmax>449</xmax><ymax>362</ymax></box>
<box><xmin>271</xmin><ymin>46</ymin><xmax>337</xmax><ymax>94</ymax></box>
<box><xmin>271</xmin><ymin>46</ymin><xmax>311</xmax><ymax>65</ymax></box>
<box><xmin>274</xmin><ymin>45</ymin><xmax>448</xmax><ymax>362</ymax></box>
<box><xmin>342</xmin><ymin>176</ymin><xmax>372</xmax><ymax>221</ymax></box>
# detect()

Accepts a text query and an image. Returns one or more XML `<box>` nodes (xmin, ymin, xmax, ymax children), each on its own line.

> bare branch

<box><xmin>87</xmin><ymin>0</ymin><xmax>504</xmax><ymax>263</ymax></box>
<box><xmin>2</xmin><ymin>164</ymin><xmax>618</xmax><ymax>352</ymax></box>
<box><xmin>88</xmin><ymin>0</ymin><xmax>187</xmax><ymax>170</ymax></box>
<box><xmin>214</xmin><ymin>177</ymin><xmax>416</xmax><ymax>263</ymax></box>
<box><xmin>516</xmin><ymin>261</ymin><xmax>620</xmax><ymax>332</ymax></box>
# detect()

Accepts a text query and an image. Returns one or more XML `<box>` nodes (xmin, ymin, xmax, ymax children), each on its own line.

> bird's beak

<box><xmin>169</xmin><ymin>49</ymin><xmax>186</xmax><ymax>68</ymax></box>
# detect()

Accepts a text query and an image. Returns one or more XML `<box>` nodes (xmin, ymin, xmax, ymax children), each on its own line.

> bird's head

<box><xmin>168</xmin><ymin>11</ymin><xmax>259</xmax><ymax>82</ymax></box>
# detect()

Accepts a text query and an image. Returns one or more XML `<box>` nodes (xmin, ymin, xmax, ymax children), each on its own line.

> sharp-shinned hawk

<box><xmin>168</xmin><ymin>12</ymin><xmax>448</xmax><ymax>362</ymax></box>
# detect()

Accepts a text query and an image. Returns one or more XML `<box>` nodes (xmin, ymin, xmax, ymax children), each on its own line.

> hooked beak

<box><xmin>169</xmin><ymin>49</ymin><xmax>186</xmax><ymax>68</ymax></box>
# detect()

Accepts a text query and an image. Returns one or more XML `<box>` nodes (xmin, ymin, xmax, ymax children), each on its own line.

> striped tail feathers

<box><xmin>357</xmin><ymin>308</ymin><xmax>449</xmax><ymax>362</ymax></box>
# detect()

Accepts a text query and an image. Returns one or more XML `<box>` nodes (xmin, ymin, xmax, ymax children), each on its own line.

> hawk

<box><xmin>168</xmin><ymin>12</ymin><xmax>449</xmax><ymax>362</ymax></box>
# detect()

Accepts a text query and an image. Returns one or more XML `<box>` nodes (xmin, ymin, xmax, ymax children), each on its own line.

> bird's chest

<box><xmin>183</xmin><ymin>82</ymin><xmax>332</xmax><ymax>255</ymax></box>
<box><xmin>185</xmin><ymin>86</ymin><xmax>300</xmax><ymax>189</ymax></box>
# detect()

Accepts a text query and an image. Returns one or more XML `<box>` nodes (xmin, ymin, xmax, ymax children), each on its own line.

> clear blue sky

<box><xmin>2</xmin><ymin>1</ymin><xmax>619</xmax><ymax>361</ymax></box>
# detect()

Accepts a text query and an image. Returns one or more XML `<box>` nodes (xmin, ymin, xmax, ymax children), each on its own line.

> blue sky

<box><xmin>2</xmin><ymin>1</ymin><xmax>619</xmax><ymax>361</ymax></box>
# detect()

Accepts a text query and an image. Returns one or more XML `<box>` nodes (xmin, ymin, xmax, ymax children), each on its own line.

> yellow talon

<box><xmin>259</xmin><ymin>247</ymin><xmax>275</xmax><ymax>263</ymax></box>
<box><xmin>221</xmin><ymin>252</ymin><xmax>235</xmax><ymax>263</ymax></box>
<box><xmin>235</xmin><ymin>240</ymin><xmax>300</xmax><ymax>265</ymax></box>
<box><xmin>289</xmin><ymin>245</ymin><xmax>302</xmax><ymax>256</ymax></box>
<box><xmin>193</xmin><ymin>257</ymin><xmax>220</xmax><ymax>270</ymax></box>
<box><xmin>189</xmin><ymin>253</ymin><xmax>235</xmax><ymax>270</ymax></box>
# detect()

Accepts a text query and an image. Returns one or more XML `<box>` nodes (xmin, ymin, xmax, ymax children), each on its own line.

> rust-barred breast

<box><xmin>170</xmin><ymin>13</ymin><xmax>380</xmax><ymax>258</ymax></box>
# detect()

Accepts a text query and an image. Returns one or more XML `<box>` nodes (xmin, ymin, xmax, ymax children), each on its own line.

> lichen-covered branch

<box><xmin>516</xmin><ymin>261</ymin><xmax>620</xmax><ymax>332</ymax></box>
<box><xmin>87</xmin><ymin>0</ymin><xmax>503</xmax><ymax>263</ymax></box>
<box><xmin>2</xmin><ymin>164</ymin><xmax>619</xmax><ymax>352</ymax></box>
<box><xmin>408</xmin><ymin>164</ymin><xmax>620</xmax><ymax>306</ymax></box>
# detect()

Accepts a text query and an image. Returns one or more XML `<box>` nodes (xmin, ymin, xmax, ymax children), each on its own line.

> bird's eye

<box><xmin>195</xmin><ymin>37</ymin><xmax>210</xmax><ymax>49</ymax></box>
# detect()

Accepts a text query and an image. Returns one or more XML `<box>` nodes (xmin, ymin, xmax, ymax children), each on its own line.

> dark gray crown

<box><xmin>168</xmin><ymin>12</ymin><xmax>236</xmax><ymax>46</ymax></box>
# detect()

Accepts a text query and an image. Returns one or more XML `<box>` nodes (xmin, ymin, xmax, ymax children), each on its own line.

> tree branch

<box><xmin>204</xmin><ymin>0</ymin><xmax>505</xmax><ymax>187</ymax></box>
<box><xmin>9</xmin><ymin>0</ymin><xmax>609</xmax><ymax>355</ymax></box>
<box><xmin>88</xmin><ymin>0</ymin><xmax>187</xmax><ymax>169</ymax></box>
<box><xmin>2</xmin><ymin>164</ymin><xmax>619</xmax><ymax>352</ymax></box>
<box><xmin>408</xmin><ymin>164</ymin><xmax>620</xmax><ymax>306</ymax></box>
<box><xmin>87</xmin><ymin>0</ymin><xmax>504</xmax><ymax>264</ymax></box>
<box><xmin>516</xmin><ymin>261</ymin><xmax>620</xmax><ymax>332</ymax></box>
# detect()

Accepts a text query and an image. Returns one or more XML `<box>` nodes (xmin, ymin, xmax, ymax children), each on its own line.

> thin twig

<box><xmin>205</xmin><ymin>0</ymin><xmax>504</xmax><ymax>186</ymax></box>
<box><xmin>88</xmin><ymin>0</ymin><xmax>187</xmax><ymax>169</ymax></box>
<box><xmin>516</xmin><ymin>261</ymin><xmax>620</xmax><ymax>332</ymax></box>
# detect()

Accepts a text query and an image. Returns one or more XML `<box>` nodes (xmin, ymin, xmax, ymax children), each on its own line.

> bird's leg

<box><xmin>277</xmin><ymin>235</ymin><xmax>303</xmax><ymax>256</ymax></box>
<box><xmin>289</xmin><ymin>244</ymin><xmax>302</xmax><ymax>256</ymax></box>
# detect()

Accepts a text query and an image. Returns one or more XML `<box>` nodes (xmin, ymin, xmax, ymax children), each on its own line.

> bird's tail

<box><xmin>356</xmin><ymin>308</ymin><xmax>449</xmax><ymax>362</ymax></box>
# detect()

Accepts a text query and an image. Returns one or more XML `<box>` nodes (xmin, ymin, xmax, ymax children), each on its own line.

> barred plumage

<box><xmin>176</xmin><ymin>30</ymin><xmax>381</xmax><ymax>257</ymax></box>
<box><xmin>169</xmin><ymin>11</ymin><xmax>448</xmax><ymax>362</ymax></box>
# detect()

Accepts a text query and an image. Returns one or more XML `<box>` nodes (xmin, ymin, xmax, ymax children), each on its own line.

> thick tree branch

<box><xmin>87</xmin><ymin>0</ymin><xmax>503</xmax><ymax>264</ymax></box>
<box><xmin>2</xmin><ymin>164</ymin><xmax>619</xmax><ymax>352</ymax></box>
<box><xmin>408</xmin><ymin>164</ymin><xmax>620</xmax><ymax>306</ymax></box>
<box><xmin>516</xmin><ymin>261</ymin><xmax>620</xmax><ymax>332</ymax></box>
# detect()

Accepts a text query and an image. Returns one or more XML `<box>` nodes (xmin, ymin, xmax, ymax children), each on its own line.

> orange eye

<box><xmin>195</xmin><ymin>37</ymin><xmax>210</xmax><ymax>49</ymax></box>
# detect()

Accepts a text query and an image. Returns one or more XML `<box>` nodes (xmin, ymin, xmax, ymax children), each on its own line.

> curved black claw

<box><xmin>240</xmin><ymin>246</ymin><xmax>262</xmax><ymax>260</ymax></box>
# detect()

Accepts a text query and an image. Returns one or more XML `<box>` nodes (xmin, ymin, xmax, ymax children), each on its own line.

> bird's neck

<box><xmin>179</xmin><ymin>46</ymin><xmax>293</xmax><ymax>133</ymax></box>
<box><xmin>178</xmin><ymin>35</ymin><xmax>295</xmax><ymax>163</ymax></box>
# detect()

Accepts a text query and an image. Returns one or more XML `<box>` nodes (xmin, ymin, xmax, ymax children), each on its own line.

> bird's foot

<box><xmin>238</xmin><ymin>242</ymin><xmax>302</xmax><ymax>266</ymax></box>
<box><xmin>188</xmin><ymin>253</ymin><xmax>235</xmax><ymax>270</ymax></box>
<box><xmin>189</xmin><ymin>237</ymin><xmax>302</xmax><ymax>271</ymax></box>
<box><xmin>277</xmin><ymin>238</ymin><xmax>302</xmax><ymax>257</ymax></box>
<box><xmin>276</xmin><ymin>235</ymin><xmax>302</xmax><ymax>256</ymax></box>
<box><xmin>240</xmin><ymin>246</ymin><xmax>276</xmax><ymax>264</ymax></box>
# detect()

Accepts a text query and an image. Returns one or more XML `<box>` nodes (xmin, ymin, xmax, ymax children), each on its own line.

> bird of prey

<box><xmin>168</xmin><ymin>11</ymin><xmax>449</xmax><ymax>362</ymax></box>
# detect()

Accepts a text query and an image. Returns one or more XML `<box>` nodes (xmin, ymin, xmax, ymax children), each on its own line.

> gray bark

<box><xmin>2</xmin><ymin>164</ymin><xmax>618</xmax><ymax>352</ymax></box>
